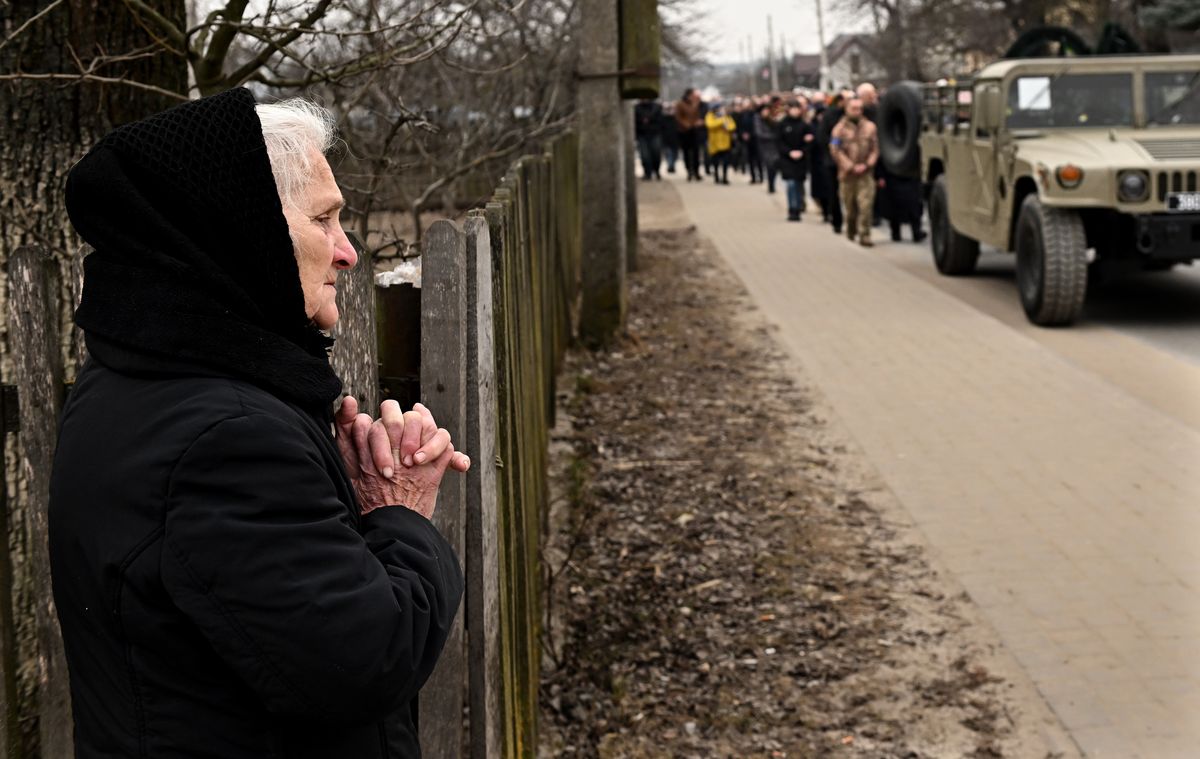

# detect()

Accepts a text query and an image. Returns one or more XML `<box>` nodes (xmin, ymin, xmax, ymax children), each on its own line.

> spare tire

<box><xmin>879</xmin><ymin>81</ymin><xmax>923</xmax><ymax>179</ymax></box>
<box><xmin>1004</xmin><ymin>26</ymin><xmax>1092</xmax><ymax>59</ymax></box>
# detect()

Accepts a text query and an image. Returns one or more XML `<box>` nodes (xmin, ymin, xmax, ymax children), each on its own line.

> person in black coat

<box><xmin>661</xmin><ymin>102</ymin><xmax>681</xmax><ymax>174</ymax></box>
<box><xmin>808</xmin><ymin>98</ymin><xmax>832</xmax><ymax>221</ymax></box>
<box><xmin>51</xmin><ymin>88</ymin><xmax>468</xmax><ymax>758</ymax></box>
<box><xmin>754</xmin><ymin>103</ymin><xmax>781</xmax><ymax>194</ymax></box>
<box><xmin>881</xmin><ymin>174</ymin><xmax>928</xmax><ymax>241</ymax></box>
<box><xmin>776</xmin><ymin>99</ymin><xmax>815</xmax><ymax>221</ymax></box>
<box><xmin>866</xmin><ymin>84</ymin><xmax>927</xmax><ymax>242</ymax></box>
<box><xmin>634</xmin><ymin>98</ymin><xmax>664</xmax><ymax>180</ymax></box>
<box><xmin>734</xmin><ymin>99</ymin><xmax>762</xmax><ymax>184</ymax></box>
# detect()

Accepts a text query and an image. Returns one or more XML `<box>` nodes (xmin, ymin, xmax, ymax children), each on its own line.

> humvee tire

<box><xmin>879</xmin><ymin>82</ymin><xmax>923</xmax><ymax>179</ymax></box>
<box><xmin>1003</xmin><ymin>26</ymin><xmax>1092</xmax><ymax>58</ymax></box>
<box><xmin>1015</xmin><ymin>195</ymin><xmax>1087</xmax><ymax>326</ymax></box>
<box><xmin>929</xmin><ymin>176</ymin><xmax>980</xmax><ymax>275</ymax></box>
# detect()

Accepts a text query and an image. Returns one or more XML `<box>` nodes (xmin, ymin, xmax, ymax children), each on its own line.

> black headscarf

<box><xmin>66</xmin><ymin>87</ymin><xmax>342</xmax><ymax>410</ymax></box>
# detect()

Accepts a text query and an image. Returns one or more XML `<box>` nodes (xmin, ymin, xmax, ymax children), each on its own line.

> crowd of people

<box><xmin>633</xmin><ymin>83</ymin><xmax>928</xmax><ymax>247</ymax></box>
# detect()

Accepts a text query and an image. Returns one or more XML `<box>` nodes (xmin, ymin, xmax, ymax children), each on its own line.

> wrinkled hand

<box><xmin>335</xmin><ymin>398</ymin><xmax>471</xmax><ymax>520</ymax></box>
<box><xmin>789</xmin><ymin>150</ymin><xmax>803</xmax><ymax>160</ymax></box>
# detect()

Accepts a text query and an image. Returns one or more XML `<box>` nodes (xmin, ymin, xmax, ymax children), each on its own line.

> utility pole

<box><xmin>767</xmin><ymin>15</ymin><xmax>779</xmax><ymax>92</ymax></box>
<box><xmin>747</xmin><ymin>34</ymin><xmax>756</xmax><ymax>96</ymax></box>
<box><xmin>814</xmin><ymin>0</ymin><xmax>831</xmax><ymax>92</ymax></box>
<box><xmin>578</xmin><ymin>0</ymin><xmax>627</xmax><ymax>345</ymax></box>
<box><xmin>780</xmin><ymin>37</ymin><xmax>789</xmax><ymax>90</ymax></box>
<box><xmin>739</xmin><ymin>37</ymin><xmax>745</xmax><ymax>94</ymax></box>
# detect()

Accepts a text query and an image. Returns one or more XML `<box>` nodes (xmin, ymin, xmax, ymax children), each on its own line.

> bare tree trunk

<box><xmin>0</xmin><ymin>3</ymin><xmax>186</xmax><ymax>753</ymax></box>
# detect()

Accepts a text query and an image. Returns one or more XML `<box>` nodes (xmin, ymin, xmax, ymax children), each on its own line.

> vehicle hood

<box><xmin>1012</xmin><ymin>129</ymin><xmax>1153</xmax><ymax>167</ymax></box>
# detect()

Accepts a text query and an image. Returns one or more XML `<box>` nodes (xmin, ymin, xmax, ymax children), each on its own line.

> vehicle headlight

<box><xmin>1055</xmin><ymin>164</ymin><xmax>1084</xmax><ymax>189</ymax></box>
<box><xmin>1117</xmin><ymin>170</ymin><xmax>1149</xmax><ymax>203</ymax></box>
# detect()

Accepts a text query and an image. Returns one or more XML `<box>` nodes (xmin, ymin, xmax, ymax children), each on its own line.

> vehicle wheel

<box><xmin>929</xmin><ymin>175</ymin><xmax>980</xmax><ymax>275</ymax></box>
<box><xmin>879</xmin><ymin>82</ymin><xmax>923</xmax><ymax>179</ymax></box>
<box><xmin>1014</xmin><ymin>195</ymin><xmax>1087</xmax><ymax>325</ymax></box>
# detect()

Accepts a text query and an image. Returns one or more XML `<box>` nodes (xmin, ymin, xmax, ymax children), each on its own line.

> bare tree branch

<box><xmin>221</xmin><ymin>0</ymin><xmax>337</xmax><ymax>89</ymax></box>
<box><xmin>120</xmin><ymin>0</ymin><xmax>187</xmax><ymax>49</ymax></box>
<box><xmin>0</xmin><ymin>0</ymin><xmax>65</xmax><ymax>54</ymax></box>
<box><xmin>0</xmin><ymin>71</ymin><xmax>188</xmax><ymax>100</ymax></box>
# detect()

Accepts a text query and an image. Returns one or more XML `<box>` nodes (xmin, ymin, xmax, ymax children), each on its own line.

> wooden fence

<box><xmin>0</xmin><ymin>129</ymin><xmax>581</xmax><ymax>757</ymax></box>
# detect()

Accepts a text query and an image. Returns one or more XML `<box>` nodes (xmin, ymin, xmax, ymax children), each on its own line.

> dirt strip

<box><xmin>538</xmin><ymin>221</ymin><xmax>1078</xmax><ymax>759</ymax></box>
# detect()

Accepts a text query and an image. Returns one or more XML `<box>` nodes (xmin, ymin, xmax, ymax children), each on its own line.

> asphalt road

<box><xmin>880</xmin><ymin>239</ymin><xmax>1200</xmax><ymax>366</ymax></box>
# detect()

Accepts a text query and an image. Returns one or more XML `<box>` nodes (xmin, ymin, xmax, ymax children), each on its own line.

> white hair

<box><xmin>255</xmin><ymin>98</ymin><xmax>337</xmax><ymax>209</ymax></box>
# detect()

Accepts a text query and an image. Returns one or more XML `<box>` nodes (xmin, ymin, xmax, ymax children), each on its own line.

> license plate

<box><xmin>1167</xmin><ymin>192</ymin><xmax>1200</xmax><ymax>212</ymax></box>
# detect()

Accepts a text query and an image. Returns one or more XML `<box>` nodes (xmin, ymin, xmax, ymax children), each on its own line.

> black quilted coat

<box><xmin>49</xmin><ymin>88</ymin><xmax>462</xmax><ymax>758</ymax></box>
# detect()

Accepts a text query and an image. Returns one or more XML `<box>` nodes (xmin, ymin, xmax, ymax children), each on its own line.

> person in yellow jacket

<box><xmin>705</xmin><ymin>102</ymin><xmax>736</xmax><ymax>185</ymax></box>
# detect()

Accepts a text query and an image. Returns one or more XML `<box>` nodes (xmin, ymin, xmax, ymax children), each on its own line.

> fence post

<box><xmin>331</xmin><ymin>235</ymin><xmax>379</xmax><ymax>413</ymax></box>
<box><xmin>463</xmin><ymin>213</ymin><xmax>501</xmax><ymax>759</ymax></box>
<box><xmin>624</xmin><ymin>100</ymin><xmax>639</xmax><ymax>273</ymax></box>
<box><xmin>578</xmin><ymin>0</ymin><xmax>628</xmax><ymax>346</ymax></box>
<box><xmin>418</xmin><ymin>221</ymin><xmax>468</xmax><ymax>758</ymax></box>
<box><xmin>8</xmin><ymin>246</ymin><xmax>73</xmax><ymax>759</ymax></box>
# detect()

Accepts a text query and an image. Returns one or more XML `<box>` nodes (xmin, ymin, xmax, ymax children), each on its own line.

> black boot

<box><xmin>913</xmin><ymin>227</ymin><xmax>928</xmax><ymax>243</ymax></box>
<box><xmin>787</xmin><ymin>209</ymin><xmax>800</xmax><ymax>222</ymax></box>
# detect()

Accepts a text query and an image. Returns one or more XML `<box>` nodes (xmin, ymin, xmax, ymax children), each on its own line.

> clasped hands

<box><xmin>335</xmin><ymin>398</ymin><xmax>471</xmax><ymax>520</ymax></box>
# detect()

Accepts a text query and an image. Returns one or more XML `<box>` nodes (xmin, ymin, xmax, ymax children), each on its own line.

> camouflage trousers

<box><xmin>841</xmin><ymin>173</ymin><xmax>877</xmax><ymax>243</ymax></box>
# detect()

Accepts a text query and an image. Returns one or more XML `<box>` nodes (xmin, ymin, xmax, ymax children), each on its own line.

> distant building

<box><xmin>789</xmin><ymin>53</ymin><xmax>822</xmax><ymax>89</ymax></box>
<box><xmin>789</xmin><ymin>33</ymin><xmax>889</xmax><ymax>93</ymax></box>
<box><xmin>825</xmin><ymin>33</ymin><xmax>888</xmax><ymax>90</ymax></box>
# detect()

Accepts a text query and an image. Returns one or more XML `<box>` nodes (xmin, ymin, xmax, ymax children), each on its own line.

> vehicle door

<box><xmin>943</xmin><ymin>84</ymin><xmax>980</xmax><ymax>238</ymax></box>
<box><xmin>968</xmin><ymin>81</ymin><xmax>1003</xmax><ymax>245</ymax></box>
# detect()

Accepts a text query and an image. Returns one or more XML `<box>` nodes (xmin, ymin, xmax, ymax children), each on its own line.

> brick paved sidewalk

<box><xmin>656</xmin><ymin>174</ymin><xmax>1200</xmax><ymax>758</ymax></box>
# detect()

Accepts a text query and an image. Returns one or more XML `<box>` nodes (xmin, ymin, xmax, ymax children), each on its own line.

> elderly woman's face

<box><xmin>282</xmin><ymin>150</ymin><xmax>357</xmax><ymax>330</ymax></box>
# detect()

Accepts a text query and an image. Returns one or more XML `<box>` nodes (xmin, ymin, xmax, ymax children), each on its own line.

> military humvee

<box><xmin>879</xmin><ymin>55</ymin><xmax>1200</xmax><ymax>325</ymax></box>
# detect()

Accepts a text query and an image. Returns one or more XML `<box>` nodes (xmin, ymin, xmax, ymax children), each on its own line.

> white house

<box><xmin>826</xmin><ymin>33</ymin><xmax>889</xmax><ymax>90</ymax></box>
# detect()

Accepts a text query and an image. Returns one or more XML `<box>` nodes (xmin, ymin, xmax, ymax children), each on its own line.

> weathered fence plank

<box><xmin>512</xmin><ymin>161</ymin><xmax>540</xmax><ymax>755</ymax></box>
<box><xmin>0</xmin><ymin>393</ymin><xmax>21</xmax><ymax>759</ymax></box>
<box><xmin>8</xmin><ymin>246</ymin><xmax>73</xmax><ymax>759</ymax></box>
<box><xmin>331</xmin><ymin>233</ymin><xmax>379</xmax><ymax>413</ymax></box>
<box><xmin>69</xmin><ymin>246</ymin><xmax>90</xmax><ymax>373</ymax></box>
<box><xmin>484</xmin><ymin>193</ymin><xmax>521</xmax><ymax>759</ymax></box>
<box><xmin>463</xmin><ymin>213</ymin><xmax>502</xmax><ymax>759</ymax></box>
<box><xmin>418</xmin><ymin>221</ymin><xmax>469</xmax><ymax>758</ymax></box>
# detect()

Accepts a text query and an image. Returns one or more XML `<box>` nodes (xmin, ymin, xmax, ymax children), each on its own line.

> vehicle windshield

<box><xmin>1146</xmin><ymin>71</ymin><xmax>1200</xmax><ymax>126</ymax></box>
<box><xmin>1006</xmin><ymin>73</ymin><xmax>1133</xmax><ymax>128</ymax></box>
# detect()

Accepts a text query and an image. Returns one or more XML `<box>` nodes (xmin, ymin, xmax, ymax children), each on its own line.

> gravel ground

<box><xmin>538</xmin><ymin>224</ymin><xmax>1077</xmax><ymax>759</ymax></box>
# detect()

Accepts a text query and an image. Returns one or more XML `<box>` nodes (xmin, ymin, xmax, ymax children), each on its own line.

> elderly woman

<box><xmin>50</xmin><ymin>88</ymin><xmax>467</xmax><ymax>757</ymax></box>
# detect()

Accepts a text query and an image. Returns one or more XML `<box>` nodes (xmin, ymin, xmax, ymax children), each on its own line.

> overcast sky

<box><xmin>693</xmin><ymin>0</ymin><xmax>870</xmax><ymax>64</ymax></box>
